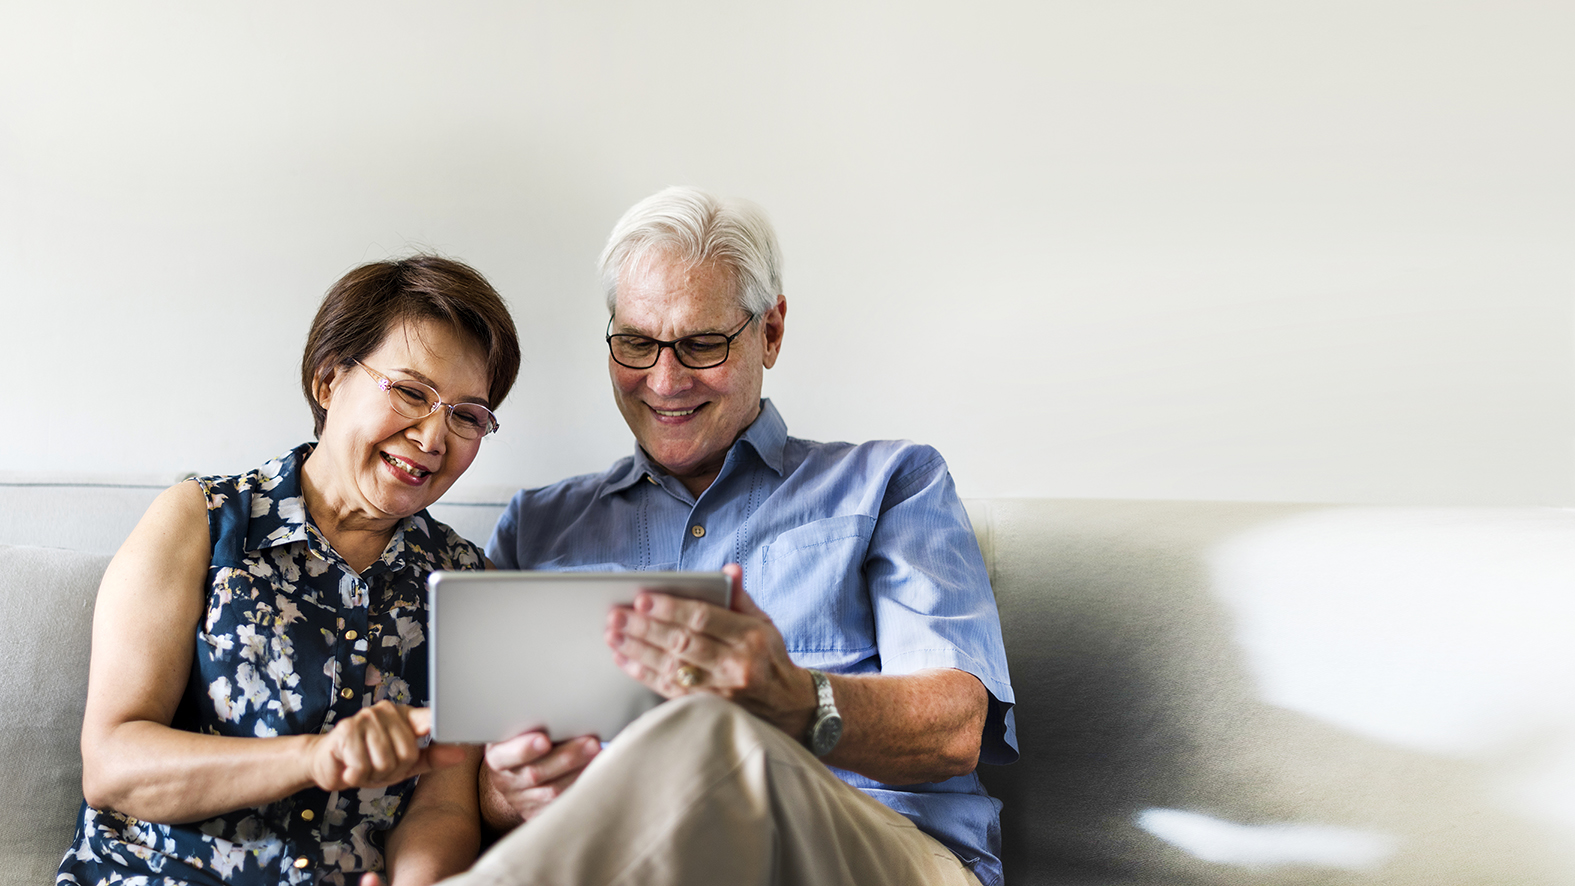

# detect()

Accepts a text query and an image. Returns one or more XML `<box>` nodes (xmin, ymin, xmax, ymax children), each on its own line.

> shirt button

<box><xmin>344</xmin><ymin>630</ymin><xmax>358</xmax><ymax>640</ymax></box>
<box><xmin>300</xmin><ymin>809</ymin><xmax>315</xmax><ymax>821</ymax></box>
<box><xmin>340</xmin><ymin>688</ymin><xmax>354</xmax><ymax>699</ymax></box>
<box><xmin>690</xmin><ymin>525</ymin><xmax>705</xmax><ymax>538</ymax></box>
<box><xmin>293</xmin><ymin>857</ymin><xmax>310</xmax><ymax>868</ymax></box>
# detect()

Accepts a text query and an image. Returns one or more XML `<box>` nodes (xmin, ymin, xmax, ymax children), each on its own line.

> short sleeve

<box><xmin>865</xmin><ymin>448</ymin><xmax>1018</xmax><ymax>764</ymax></box>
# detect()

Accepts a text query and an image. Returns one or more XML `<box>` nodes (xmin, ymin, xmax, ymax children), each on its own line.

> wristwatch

<box><xmin>804</xmin><ymin>668</ymin><xmax>843</xmax><ymax>757</ymax></box>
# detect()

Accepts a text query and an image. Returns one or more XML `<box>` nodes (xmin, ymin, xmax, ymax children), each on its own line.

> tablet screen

<box><xmin>427</xmin><ymin>570</ymin><xmax>731</xmax><ymax>743</ymax></box>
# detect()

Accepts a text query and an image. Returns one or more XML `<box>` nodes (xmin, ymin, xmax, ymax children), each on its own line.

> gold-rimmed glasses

<box><xmin>355</xmin><ymin>361</ymin><xmax>499</xmax><ymax>439</ymax></box>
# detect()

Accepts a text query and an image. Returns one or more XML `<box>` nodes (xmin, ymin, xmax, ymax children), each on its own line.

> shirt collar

<box><xmin>736</xmin><ymin>398</ymin><xmax>787</xmax><ymax>476</ymax></box>
<box><xmin>245</xmin><ymin>443</ymin><xmax>316</xmax><ymax>554</ymax></box>
<box><xmin>598</xmin><ymin>398</ymin><xmax>788</xmax><ymax>499</ymax></box>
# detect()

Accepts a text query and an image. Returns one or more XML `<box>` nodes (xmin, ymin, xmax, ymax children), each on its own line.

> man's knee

<box><xmin>642</xmin><ymin>693</ymin><xmax>756</xmax><ymax>734</ymax></box>
<box><xmin>628</xmin><ymin>693</ymin><xmax>793</xmax><ymax>757</ymax></box>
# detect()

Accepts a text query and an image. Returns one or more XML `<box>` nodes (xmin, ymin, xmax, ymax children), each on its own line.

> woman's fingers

<box><xmin>423</xmin><ymin>740</ymin><xmax>471</xmax><ymax>771</ymax></box>
<box><xmin>315</xmin><ymin>702</ymin><xmax>442</xmax><ymax>790</ymax></box>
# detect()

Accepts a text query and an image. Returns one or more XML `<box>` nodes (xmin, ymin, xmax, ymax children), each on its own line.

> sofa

<box><xmin>4</xmin><ymin>475</ymin><xmax>1574</xmax><ymax>886</ymax></box>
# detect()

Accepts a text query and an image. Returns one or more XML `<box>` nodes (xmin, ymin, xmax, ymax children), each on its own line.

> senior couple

<box><xmin>58</xmin><ymin>187</ymin><xmax>1017</xmax><ymax>886</ymax></box>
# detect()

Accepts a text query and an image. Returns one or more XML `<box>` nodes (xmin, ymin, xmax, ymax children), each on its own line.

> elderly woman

<box><xmin>56</xmin><ymin>256</ymin><xmax>521</xmax><ymax>886</ymax></box>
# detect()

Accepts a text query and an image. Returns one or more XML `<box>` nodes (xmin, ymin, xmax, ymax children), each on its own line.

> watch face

<box><xmin>812</xmin><ymin>714</ymin><xmax>844</xmax><ymax>757</ymax></box>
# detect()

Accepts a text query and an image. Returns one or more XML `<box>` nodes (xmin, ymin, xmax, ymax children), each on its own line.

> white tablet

<box><xmin>426</xmin><ymin>570</ymin><xmax>732</xmax><ymax>743</ymax></box>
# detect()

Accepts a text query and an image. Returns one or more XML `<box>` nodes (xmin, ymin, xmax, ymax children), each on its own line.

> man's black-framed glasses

<box><xmin>606</xmin><ymin>315</ymin><xmax>755</xmax><ymax>370</ymax></box>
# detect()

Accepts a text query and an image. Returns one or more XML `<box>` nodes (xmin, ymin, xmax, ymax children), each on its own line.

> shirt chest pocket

<box><xmin>758</xmin><ymin>514</ymin><xmax>877</xmax><ymax>656</ymax></box>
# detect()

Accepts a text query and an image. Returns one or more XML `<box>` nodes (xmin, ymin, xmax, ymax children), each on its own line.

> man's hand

<box><xmin>480</xmin><ymin>730</ymin><xmax>602</xmax><ymax>832</ymax></box>
<box><xmin>604</xmin><ymin>564</ymin><xmax>817</xmax><ymax>737</ymax></box>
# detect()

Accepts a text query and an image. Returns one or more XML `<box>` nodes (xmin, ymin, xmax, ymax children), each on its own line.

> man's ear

<box><xmin>761</xmin><ymin>295</ymin><xmax>787</xmax><ymax>369</ymax></box>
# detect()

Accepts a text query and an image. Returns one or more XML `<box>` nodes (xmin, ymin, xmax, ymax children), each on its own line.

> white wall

<box><xmin>2</xmin><ymin>1</ymin><xmax>1571</xmax><ymax>505</ymax></box>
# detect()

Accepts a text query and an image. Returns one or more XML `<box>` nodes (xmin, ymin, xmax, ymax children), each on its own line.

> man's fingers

<box><xmin>726</xmin><ymin>566</ymin><xmax>770</xmax><ymax>621</ymax></box>
<box><xmin>491</xmin><ymin>735</ymin><xmax>601</xmax><ymax>790</ymax></box>
<box><xmin>634</xmin><ymin>591</ymin><xmax>733</xmax><ymax>636</ymax></box>
<box><xmin>610</xmin><ymin>611</ymin><xmax>726</xmax><ymax>669</ymax></box>
<box><xmin>516</xmin><ymin>749</ymin><xmax>594</xmax><ymax>799</ymax></box>
<box><xmin>485</xmin><ymin>735</ymin><xmax>601</xmax><ymax>824</ymax></box>
<box><xmin>484</xmin><ymin>730</ymin><xmax>552</xmax><ymax>771</ymax></box>
<box><xmin>623</xmin><ymin>593</ymin><xmax>754</xmax><ymax>647</ymax></box>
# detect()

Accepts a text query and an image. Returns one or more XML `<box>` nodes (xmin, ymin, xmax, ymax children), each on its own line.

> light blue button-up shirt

<box><xmin>488</xmin><ymin>400</ymin><xmax>1017</xmax><ymax>885</ymax></box>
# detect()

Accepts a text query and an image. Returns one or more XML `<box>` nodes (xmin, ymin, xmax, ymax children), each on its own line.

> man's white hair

<box><xmin>598</xmin><ymin>186</ymin><xmax>783</xmax><ymax>320</ymax></box>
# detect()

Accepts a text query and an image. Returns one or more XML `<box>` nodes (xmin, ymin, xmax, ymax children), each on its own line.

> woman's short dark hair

<box><xmin>301</xmin><ymin>255</ymin><xmax>521</xmax><ymax>437</ymax></box>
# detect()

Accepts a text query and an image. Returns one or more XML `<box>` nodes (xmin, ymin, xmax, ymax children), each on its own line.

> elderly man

<box><xmin>458</xmin><ymin>187</ymin><xmax>1016</xmax><ymax>886</ymax></box>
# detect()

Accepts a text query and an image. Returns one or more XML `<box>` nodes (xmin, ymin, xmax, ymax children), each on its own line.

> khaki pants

<box><xmin>442</xmin><ymin>694</ymin><xmax>980</xmax><ymax>886</ymax></box>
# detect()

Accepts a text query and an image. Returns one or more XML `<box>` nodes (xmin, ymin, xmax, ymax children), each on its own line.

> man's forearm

<box><xmin>479</xmin><ymin>770</ymin><xmax>525</xmax><ymax>835</ymax></box>
<box><xmin>814</xmin><ymin>667</ymin><xmax>988</xmax><ymax>784</ymax></box>
<box><xmin>384</xmin><ymin>749</ymin><xmax>483</xmax><ymax>886</ymax></box>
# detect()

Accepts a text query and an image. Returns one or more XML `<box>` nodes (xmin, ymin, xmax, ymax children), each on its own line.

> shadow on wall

<box><xmin>971</xmin><ymin>499</ymin><xmax>1575</xmax><ymax>886</ymax></box>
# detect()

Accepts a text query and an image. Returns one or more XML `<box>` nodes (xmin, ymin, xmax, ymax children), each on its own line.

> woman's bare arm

<box><xmin>80</xmin><ymin>481</ymin><xmax>456</xmax><ymax>823</ymax></box>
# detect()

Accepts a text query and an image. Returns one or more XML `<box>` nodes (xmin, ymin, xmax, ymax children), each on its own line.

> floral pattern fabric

<box><xmin>57</xmin><ymin>443</ymin><xmax>484</xmax><ymax>886</ymax></box>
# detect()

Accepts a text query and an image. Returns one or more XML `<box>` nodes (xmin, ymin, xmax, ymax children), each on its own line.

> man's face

<box><xmin>609</xmin><ymin>249</ymin><xmax>785</xmax><ymax>496</ymax></box>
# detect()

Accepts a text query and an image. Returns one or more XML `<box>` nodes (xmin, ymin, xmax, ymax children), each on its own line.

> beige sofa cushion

<box><xmin>0</xmin><ymin>545</ymin><xmax>110</xmax><ymax>886</ymax></box>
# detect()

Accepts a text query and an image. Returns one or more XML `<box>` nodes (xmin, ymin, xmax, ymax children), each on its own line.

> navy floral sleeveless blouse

<box><xmin>57</xmin><ymin>443</ymin><xmax>484</xmax><ymax>885</ymax></box>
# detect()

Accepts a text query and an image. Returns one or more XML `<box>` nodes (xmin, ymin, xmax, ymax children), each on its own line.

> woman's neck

<box><xmin>299</xmin><ymin>447</ymin><xmax>399</xmax><ymax>574</ymax></box>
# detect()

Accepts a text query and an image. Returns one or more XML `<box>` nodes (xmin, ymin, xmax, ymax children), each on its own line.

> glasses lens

<box><xmin>674</xmin><ymin>334</ymin><xmax>731</xmax><ymax>368</ymax></box>
<box><xmin>610</xmin><ymin>335</ymin><xmax>660</xmax><ymax>368</ymax></box>
<box><xmin>448</xmin><ymin>405</ymin><xmax>497</xmax><ymax>439</ymax></box>
<box><xmin>386</xmin><ymin>381</ymin><xmax>438</xmax><ymax>419</ymax></box>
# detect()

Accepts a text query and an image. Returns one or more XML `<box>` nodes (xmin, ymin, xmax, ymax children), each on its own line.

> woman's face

<box><xmin>312</xmin><ymin>317</ymin><xmax>491</xmax><ymax>523</ymax></box>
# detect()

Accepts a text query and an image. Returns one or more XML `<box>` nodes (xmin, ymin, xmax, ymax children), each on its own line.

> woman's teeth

<box><xmin>654</xmin><ymin>407</ymin><xmax>697</xmax><ymax>417</ymax></box>
<box><xmin>382</xmin><ymin>452</ymin><xmax>430</xmax><ymax>477</ymax></box>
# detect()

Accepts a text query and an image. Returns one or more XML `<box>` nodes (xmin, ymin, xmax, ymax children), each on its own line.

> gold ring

<box><xmin>674</xmin><ymin>664</ymin><xmax>702</xmax><ymax>688</ymax></box>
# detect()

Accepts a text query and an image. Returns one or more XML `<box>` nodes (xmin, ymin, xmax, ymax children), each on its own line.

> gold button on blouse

<box><xmin>293</xmin><ymin>856</ymin><xmax>310</xmax><ymax>868</ymax></box>
<box><xmin>340</xmin><ymin>688</ymin><xmax>354</xmax><ymax>699</ymax></box>
<box><xmin>300</xmin><ymin>809</ymin><xmax>315</xmax><ymax>821</ymax></box>
<box><xmin>344</xmin><ymin>630</ymin><xmax>358</xmax><ymax>640</ymax></box>
<box><xmin>690</xmin><ymin>525</ymin><xmax>705</xmax><ymax>538</ymax></box>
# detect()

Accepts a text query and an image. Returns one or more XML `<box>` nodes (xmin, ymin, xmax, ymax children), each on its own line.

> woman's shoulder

<box><xmin>138</xmin><ymin>479</ymin><xmax>212</xmax><ymax>542</ymax></box>
<box><xmin>192</xmin><ymin>444</ymin><xmax>311</xmax><ymax>504</ymax></box>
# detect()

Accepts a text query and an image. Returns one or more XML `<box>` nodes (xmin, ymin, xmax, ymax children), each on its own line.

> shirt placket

<box><xmin>313</xmin><ymin>562</ymin><xmax>374</xmax><ymax>866</ymax></box>
<box><xmin>677</xmin><ymin>463</ymin><xmax>757</xmax><ymax>571</ymax></box>
<box><xmin>334</xmin><ymin>570</ymin><xmax>373</xmax><ymax>712</ymax></box>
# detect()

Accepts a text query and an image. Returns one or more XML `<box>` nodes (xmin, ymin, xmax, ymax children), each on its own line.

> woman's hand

<box><xmin>307</xmin><ymin>703</ymin><xmax>468</xmax><ymax>792</ymax></box>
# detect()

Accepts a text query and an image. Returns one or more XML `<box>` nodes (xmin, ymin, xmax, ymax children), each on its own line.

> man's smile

<box><xmin>651</xmin><ymin>404</ymin><xmax>703</xmax><ymax>418</ymax></box>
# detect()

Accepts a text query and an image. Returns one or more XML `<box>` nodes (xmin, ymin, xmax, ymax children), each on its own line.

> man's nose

<box><xmin>645</xmin><ymin>345</ymin><xmax>693</xmax><ymax>395</ymax></box>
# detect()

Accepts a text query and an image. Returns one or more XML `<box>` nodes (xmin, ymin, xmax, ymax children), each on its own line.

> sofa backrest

<box><xmin>0</xmin><ymin>545</ymin><xmax>112</xmax><ymax>885</ymax></box>
<box><xmin>966</xmin><ymin>498</ymin><xmax>1575</xmax><ymax>885</ymax></box>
